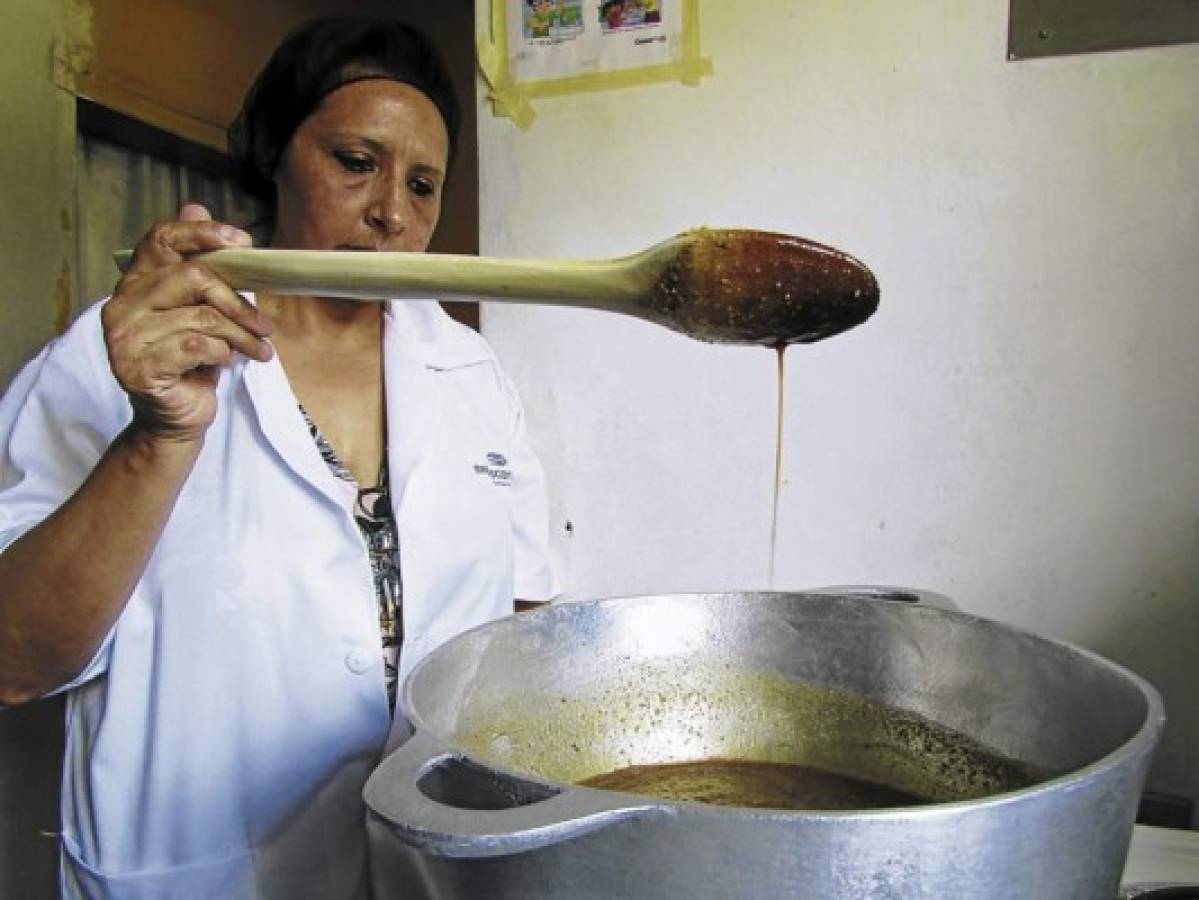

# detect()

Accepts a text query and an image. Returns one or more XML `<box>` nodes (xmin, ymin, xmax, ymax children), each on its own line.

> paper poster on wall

<box><xmin>476</xmin><ymin>0</ymin><xmax>712</xmax><ymax>128</ymax></box>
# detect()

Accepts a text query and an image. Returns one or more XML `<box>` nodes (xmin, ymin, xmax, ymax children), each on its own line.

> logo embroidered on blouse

<box><xmin>474</xmin><ymin>452</ymin><xmax>512</xmax><ymax>487</ymax></box>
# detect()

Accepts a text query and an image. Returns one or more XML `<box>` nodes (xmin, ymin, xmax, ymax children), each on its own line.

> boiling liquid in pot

<box><xmin>462</xmin><ymin>664</ymin><xmax>1042</xmax><ymax>812</ymax></box>
<box><xmin>579</xmin><ymin>758</ymin><xmax>934</xmax><ymax>810</ymax></box>
<box><xmin>576</xmin><ymin>717</ymin><xmax>1036</xmax><ymax>812</ymax></box>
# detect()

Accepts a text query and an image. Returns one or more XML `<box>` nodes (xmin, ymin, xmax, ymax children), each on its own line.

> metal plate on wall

<box><xmin>1009</xmin><ymin>0</ymin><xmax>1199</xmax><ymax>59</ymax></box>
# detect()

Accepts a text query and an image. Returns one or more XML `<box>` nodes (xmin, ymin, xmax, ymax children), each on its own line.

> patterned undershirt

<box><xmin>301</xmin><ymin>407</ymin><xmax>402</xmax><ymax>714</ymax></box>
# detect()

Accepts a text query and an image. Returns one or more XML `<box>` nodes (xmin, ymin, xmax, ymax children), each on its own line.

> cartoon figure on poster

<box><xmin>600</xmin><ymin>0</ymin><xmax>662</xmax><ymax>31</ymax></box>
<box><xmin>524</xmin><ymin>0</ymin><xmax>584</xmax><ymax>40</ymax></box>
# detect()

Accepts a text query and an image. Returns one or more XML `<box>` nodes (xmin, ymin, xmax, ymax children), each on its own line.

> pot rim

<box><xmin>399</xmin><ymin>590</ymin><xmax>1166</xmax><ymax>821</ymax></box>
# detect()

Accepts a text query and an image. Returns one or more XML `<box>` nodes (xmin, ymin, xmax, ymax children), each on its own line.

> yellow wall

<box><xmin>0</xmin><ymin>0</ymin><xmax>77</xmax><ymax>386</ymax></box>
<box><xmin>0</xmin><ymin>2</ymin><xmax>75</xmax><ymax>893</ymax></box>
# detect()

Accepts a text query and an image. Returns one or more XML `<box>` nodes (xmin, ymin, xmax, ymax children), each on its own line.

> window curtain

<box><xmin>74</xmin><ymin>133</ymin><xmax>259</xmax><ymax>309</ymax></box>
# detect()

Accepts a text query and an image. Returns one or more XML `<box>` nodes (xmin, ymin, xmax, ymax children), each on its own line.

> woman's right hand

<box><xmin>103</xmin><ymin>203</ymin><xmax>274</xmax><ymax>443</ymax></box>
<box><xmin>0</xmin><ymin>203</ymin><xmax>276</xmax><ymax>703</ymax></box>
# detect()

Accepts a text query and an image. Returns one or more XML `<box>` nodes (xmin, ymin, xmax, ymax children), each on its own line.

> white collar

<box><xmin>382</xmin><ymin>300</ymin><xmax>493</xmax><ymax>370</ymax></box>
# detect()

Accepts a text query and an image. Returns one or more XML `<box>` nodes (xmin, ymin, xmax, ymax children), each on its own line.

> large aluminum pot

<box><xmin>365</xmin><ymin>592</ymin><xmax>1164</xmax><ymax>899</ymax></box>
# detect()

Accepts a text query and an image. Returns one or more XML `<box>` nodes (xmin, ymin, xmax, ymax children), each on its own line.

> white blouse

<box><xmin>0</xmin><ymin>297</ymin><xmax>558</xmax><ymax>899</ymax></box>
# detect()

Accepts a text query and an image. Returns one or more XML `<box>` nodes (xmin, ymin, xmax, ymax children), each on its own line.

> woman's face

<box><xmin>271</xmin><ymin>78</ymin><xmax>450</xmax><ymax>253</ymax></box>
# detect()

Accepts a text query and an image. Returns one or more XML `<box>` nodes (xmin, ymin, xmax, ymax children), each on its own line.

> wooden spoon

<box><xmin>115</xmin><ymin>228</ymin><xmax>879</xmax><ymax>345</ymax></box>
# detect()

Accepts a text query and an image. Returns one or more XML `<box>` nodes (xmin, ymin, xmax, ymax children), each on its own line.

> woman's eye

<box><xmin>409</xmin><ymin>177</ymin><xmax>437</xmax><ymax>198</ymax></box>
<box><xmin>334</xmin><ymin>152</ymin><xmax>375</xmax><ymax>174</ymax></box>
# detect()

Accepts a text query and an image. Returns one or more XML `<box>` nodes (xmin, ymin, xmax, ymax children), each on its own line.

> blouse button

<box><xmin>345</xmin><ymin>649</ymin><xmax>372</xmax><ymax>674</ymax></box>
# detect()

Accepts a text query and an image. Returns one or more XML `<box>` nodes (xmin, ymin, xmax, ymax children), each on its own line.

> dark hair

<box><xmin>228</xmin><ymin>16</ymin><xmax>461</xmax><ymax>223</ymax></box>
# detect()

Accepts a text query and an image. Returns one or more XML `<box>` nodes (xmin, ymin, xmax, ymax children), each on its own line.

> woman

<box><xmin>0</xmin><ymin>17</ymin><xmax>556</xmax><ymax>899</ymax></box>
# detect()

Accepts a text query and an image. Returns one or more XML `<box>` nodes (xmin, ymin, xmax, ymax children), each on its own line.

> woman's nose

<box><xmin>367</xmin><ymin>181</ymin><xmax>407</xmax><ymax>237</ymax></box>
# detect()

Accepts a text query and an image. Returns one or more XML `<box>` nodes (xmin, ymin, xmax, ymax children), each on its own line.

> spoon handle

<box><xmin>113</xmin><ymin>247</ymin><xmax>650</xmax><ymax>311</ymax></box>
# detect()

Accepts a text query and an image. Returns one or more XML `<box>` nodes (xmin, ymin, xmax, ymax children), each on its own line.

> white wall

<box><xmin>477</xmin><ymin>3</ymin><xmax>1199</xmax><ymax>814</ymax></box>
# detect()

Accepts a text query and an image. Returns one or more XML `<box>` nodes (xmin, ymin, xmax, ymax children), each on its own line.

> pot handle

<box><xmin>364</xmin><ymin>729</ymin><xmax>674</xmax><ymax>858</ymax></box>
<box><xmin>808</xmin><ymin>584</ymin><xmax>958</xmax><ymax>611</ymax></box>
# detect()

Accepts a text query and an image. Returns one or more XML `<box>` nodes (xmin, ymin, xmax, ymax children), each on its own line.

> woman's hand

<box><xmin>103</xmin><ymin>204</ymin><xmax>274</xmax><ymax>443</ymax></box>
